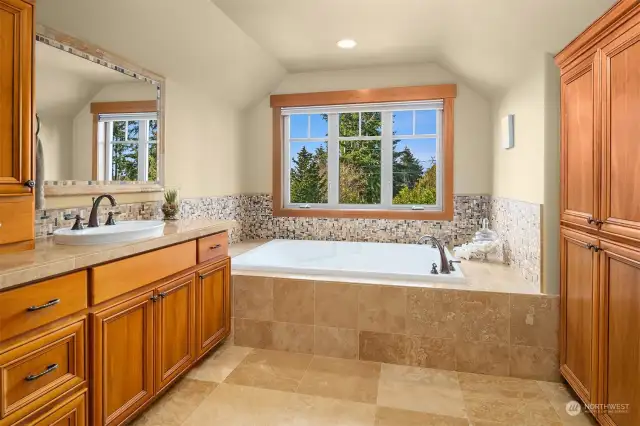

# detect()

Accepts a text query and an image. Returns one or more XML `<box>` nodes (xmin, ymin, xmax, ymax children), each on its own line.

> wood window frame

<box><xmin>90</xmin><ymin>100</ymin><xmax>158</xmax><ymax>181</ymax></box>
<box><xmin>271</xmin><ymin>84</ymin><xmax>456</xmax><ymax>220</ymax></box>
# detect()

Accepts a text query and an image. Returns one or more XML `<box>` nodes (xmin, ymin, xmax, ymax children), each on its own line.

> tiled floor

<box><xmin>132</xmin><ymin>343</ymin><xmax>596</xmax><ymax>426</ymax></box>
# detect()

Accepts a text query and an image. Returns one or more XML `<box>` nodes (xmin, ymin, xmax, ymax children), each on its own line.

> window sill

<box><xmin>273</xmin><ymin>207</ymin><xmax>453</xmax><ymax>221</ymax></box>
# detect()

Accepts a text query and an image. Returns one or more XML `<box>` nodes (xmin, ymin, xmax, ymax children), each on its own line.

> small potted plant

<box><xmin>162</xmin><ymin>189</ymin><xmax>179</xmax><ymax>220</ymax></box>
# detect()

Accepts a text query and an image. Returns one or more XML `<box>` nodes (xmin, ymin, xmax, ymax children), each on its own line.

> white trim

<box><xmin>282</xmin><ymin>100</ymin><xmax>443</xmax><ymax>115</ymax></box>
<box><xmin>381</xmin><ymin>111</ymin><xmax>392</xmax><ymax>206</ymax></box>
<box><xmin>98</xmin><ymin>112</ymin><xmax>158</xmax><ymax>122</ymax></box>
<box><xmin>328</xmin><ymin>114</ymin><xmax>339</xmax><ymax>205</ymax></box>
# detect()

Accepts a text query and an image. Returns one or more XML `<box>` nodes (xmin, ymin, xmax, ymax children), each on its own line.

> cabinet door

<box><xmin>196</xmin><ymin>258</ymin><xmax>230</xmax><ymax>358</ymax></box>
<box><xmin>598</xmin><ymin>240</ymin><xmax>640</xmax><ymax>426</ymax></box>
<box><xmin>93</xmin><ymin>292</ymin><xmax>154</xmax><ymax>426</ymax></box>
<box><xmin>600</xmin><ymin>19</ymin><xmax>640</xmax><ymax>243</ymax></box>
<box><xmin>155</xmin><ymin>275</ymin><xmax>196</xmax><ymax>392</ymax></box>
<box><xmin>31</xmin><ymin>390</ymin><xmax>87</xmax><ymax>426</ymax></box>
<box><xmin>560</xmin><ymin>227</ymin><xmax>599</xmax><ymax>404</ymax></box>
<box><xmin>0</xmin><ymin>0</ymin><xmax>33</xmax><ymax>194</ymax></box>
<box><xmin>561</xmin><ymin>53</ymin><xmax>600</xmax><ymax>230</ymax></box>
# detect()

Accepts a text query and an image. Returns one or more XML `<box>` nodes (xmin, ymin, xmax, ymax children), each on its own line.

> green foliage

<box><xmin>111</xmin><ymin>120</ymin><xmax>158</xmax><ymax>182</ymax></box>
<box><xmin>164</xmin><ymin>188</ymin><xmax>178</xmax><ymax>204</ymax></box>
<box><xmin>289</xmin><ymin>112</ymin><xmax>437</xmax><ymax>206</ymax></box>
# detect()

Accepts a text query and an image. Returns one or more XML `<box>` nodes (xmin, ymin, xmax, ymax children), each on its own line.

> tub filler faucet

<box><xmin>418</xmin><ymin>235</ymin><xmax>451</xmax><ymax>275</ymax></box>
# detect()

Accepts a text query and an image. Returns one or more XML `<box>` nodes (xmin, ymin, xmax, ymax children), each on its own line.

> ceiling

<box><xmin>36</xmin><ymin>0</ymin><xmax>286</xmax><ymax>108</ymax></box>
<box><xmin>213</xmin><ymin>0</ymin><xmax>616</xmax><ymax>95</ymax></box>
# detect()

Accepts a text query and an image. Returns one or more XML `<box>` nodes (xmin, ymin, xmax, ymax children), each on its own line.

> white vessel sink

<box><xmin>53</xmin><ymin>220</ymin><xmax>166</xmax><ymax>245</ymax></box>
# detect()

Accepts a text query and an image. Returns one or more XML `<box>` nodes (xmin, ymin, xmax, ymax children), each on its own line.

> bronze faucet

<box><xmin>418</xmin><ymin>235</ymin><xmax>451</xmax><ymax>274</ymax></box>
<box><xmin>88</xmin><ymin>194</ymin><xmax>117</xmax><ymax>228</ymax></box>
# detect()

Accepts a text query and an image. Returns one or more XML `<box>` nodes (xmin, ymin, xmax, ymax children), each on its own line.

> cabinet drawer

<box><xmin>0</xmin><ymin>271</ymin><xmax>87</xmax><ymax>343</ymax></box>
<box><xmin>0</xmin><ymin>318</ymin><xmax>85</xmax><ymax>421</ymax></box>
<box><xmin>30</xmin><ymin>389</ymin><xmax>86</xmax><ymax>426</ymax></box>
<box><xmin>0</xmin><ymin>197</ymin><xmax>34</xmax><ymax>245</ymax></box>
<box><xmin>90</xmin><ymin>241</ymin><xmax>196</xmax><ymax>305</ymax></box>
<box><xmin>197</xmin><ymin>232</ymin><xmax>228</xmax><ymax>264</ymax></box>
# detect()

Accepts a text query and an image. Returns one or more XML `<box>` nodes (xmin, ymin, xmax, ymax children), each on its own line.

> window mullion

<box><xmin>283</xmin><ymin>116</ymin><xmax>291</xmax><ymax>206</ymax></box>
<box><xmin>106</xmin><ymin>122</ymin><xmax>114</xmax><ymax>182</ymax></box>
<box><xmin>381</xmin><ymin>111</ymin><xmax>393</xmax><ymax>207</ymax></box>
<box><xmin>138</xmin><ymin>120</ymin><xmax>149</xmax><ymax>181</ymax></box>
<box><xmin>328</xmin><ymin>114</ymin><xmax>339</xmax><ymax>206</ymax></box>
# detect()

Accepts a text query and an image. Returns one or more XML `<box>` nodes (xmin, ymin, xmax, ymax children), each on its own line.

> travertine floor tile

<box><xmin>131</xmin><ymin>379</ymin><xmax>216</xmax><ymax>426</ymax></box>
<box><xmin>297</xmin><ymin>356</ymin><xmax>381</xmax><ymax>403</ymax></box>
<box><xmin>377</xmin><ymin>364</ymin><xmax>467</xmax><ymax>418</ymax></box>
<box><xmin>458</xmin><ymin>372</ymin><xmax>547</xmax><ymax>400</ymax></box>
<box><xmin>462</xmin><ymin>391</ymin><xmax>562</xmax><ymax>425</ymax></box>
<box><xmin>183</xmin><ymin>383</ymin><xmax>376</xmax><ymax>426</ymax></box>
<box><xmin>538</xmin><ymin>381</ymin><xmax>598</xmax><ymax>425</ymax></box>
<box><xmin>187</xmin><ymin>345</ymin><xmax>253</xmax><ymax>383</ymax></box>
<box><xmin>223</xmin><ymin>348</ymin><xmax>313</xmax><ymax>392</ymax></box>
<box><xmin>375</xmin><ymin>406</ymin><xmax>469</xmax><ymax>426</ymax></box>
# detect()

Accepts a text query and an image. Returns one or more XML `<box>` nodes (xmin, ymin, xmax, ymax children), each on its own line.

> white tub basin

<box><xmin>53</xmin><ymin>220</ymin><xmax>165</xmax><ymax>245</ymax></box>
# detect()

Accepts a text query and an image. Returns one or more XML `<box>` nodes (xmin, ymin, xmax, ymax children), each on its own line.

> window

<box><xmin>98</xmin><ymin>112</ymin><xmax>158</xmax><ymax>182</ymax></box>
<box><xmin>272</xmin><ymin>84</ymin><xmax>455</xmax><ymax>220</ymax></box>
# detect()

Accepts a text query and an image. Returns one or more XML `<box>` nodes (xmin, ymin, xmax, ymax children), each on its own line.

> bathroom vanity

<box><xmin>0</xmin><ymin>220</ymin><xmax>233</xmax><ymax>426</ymax></box>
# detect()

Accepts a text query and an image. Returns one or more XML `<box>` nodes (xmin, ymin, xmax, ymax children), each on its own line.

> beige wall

<box><xmin>242</xmin><ymin>63</ymin><xmax>493</xmax><ymax>195</ymax></box>
<box><xmin>164</xmin><ymin>80</ymin><xmax>243</xmax><ymax>199</ymax></box>
<box><xmin>491</xmin><ymin>54</ymin><xmax>561</xmax><ymax>293</ymax></box>
<box><xmin>38</xmin><ymin>115</ymin><xmax>74</xmax><ymax>181</ymax></box>
<box><xmin>491</xmin><ymin>63</ymin><xmax>546</xmax><ymax>205</ymax></box>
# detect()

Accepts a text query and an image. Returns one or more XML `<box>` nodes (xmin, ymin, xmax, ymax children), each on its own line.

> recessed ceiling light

<box><xmin>337</xmin><ymin>39</ymin><xmax>357</xmax><ymax>49</ymax></box>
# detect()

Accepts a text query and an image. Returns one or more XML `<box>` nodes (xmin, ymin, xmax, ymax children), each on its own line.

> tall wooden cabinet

<box><xmin>0</xmin><ymin>0</ymin><xmax>35</xmax><ymax>252</ymax></box>
<box><xmin>556</xmin><ymin>2</ymin><xmax>640</xmax><ymax>425</ymax></box>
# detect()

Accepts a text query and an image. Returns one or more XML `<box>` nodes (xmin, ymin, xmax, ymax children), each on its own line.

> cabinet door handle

<box><xmin>150</xmin><ymin>295</ymin><xmax>159</xmax><ymax>302</ymax></box>
<box><xmin>158</xmin><ymin>292</ymin><xmax>167</xmax><ymax>299</ymax></box>
<box><xmin>27</xmin><ymin>299</ymin><xmax>60</xmax><ymax>312</ymax></box>
<box><xmin>586</xmin><ymin>244</ymin><xmax>602</xmax><ymax>252</ymax></box>
<box><xmin>209</xmin><ymin>244</ymin><xmax>222</xmax><ymax>250</ymax></box>
<box><xmin>25</xmin><ymin>364</ymin><xmax>58</xmax><ymax>381</ymax></box>
<box><xmin>587</xmin><ymin>217</ymin><xmax>595</xmax><ymax>225</ymax></box>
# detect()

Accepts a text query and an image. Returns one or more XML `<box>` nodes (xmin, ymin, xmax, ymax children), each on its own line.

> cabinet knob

<box><xmin>24</xmin><ymin>180</ymin><xmax>35</xmax><ymax>188</ymax></box>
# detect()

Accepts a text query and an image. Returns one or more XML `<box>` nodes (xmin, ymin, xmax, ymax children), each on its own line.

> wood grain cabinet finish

<box><xmin>599</xmin><ymin>20</ymin><xmax>640</xmax><ymax>244</ymax></box>
<box><xmin>559</xmin><ymin>228</ymin><xmax>599</xmax><ymax>405</ymax></box>
<box><xmin>30</xmin><ymin>390</ymin><xmax>86</xmax><ymax>426</ymax></box>
<box><xmin>0</xmin><ymin>0</ymin><xmax>34</xmax><ymax>252</ymax></box>
<box><xmin>560</xmin><ymin>54</ymin><xmax>600</xmax><ymax>231</ymax></box>
<box><xmin>557</xmin><ymin>3</ymin><xmax>640</xmax><ymax>425</ymax></box>
<box><xmin>597</xmin><ymin>240</ymin><xmax>640</xmax><ymax>426</ymax></box>
<box><xmin>0</xmin><ymin>318</ymin><xmax>85</xmax><ymax>426</ymax></box>
<box><xmin>92</xmin><ymin>292</ymin><xmax>154</xmax><ymax>426</ymax></box>
<box><xmin>195</xmin><ymin>258</ymin><xmax>231</xmax><ymax>358</ymax></box>
<box><xmin>154</xmin><ymin>275</ymin><xmax>196</xmax><ymax>393</ymax></box>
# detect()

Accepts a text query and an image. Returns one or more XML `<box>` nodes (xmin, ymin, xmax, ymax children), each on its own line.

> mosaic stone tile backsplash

<box><xmin>35</xmin><ymin>193</ymin><xmax>541</xmax><ymax>286</ymax></box>
<box><xmin>490</xmin><ymin>197</ymin><xmax>542</xmax><ymax>286</ymax></box>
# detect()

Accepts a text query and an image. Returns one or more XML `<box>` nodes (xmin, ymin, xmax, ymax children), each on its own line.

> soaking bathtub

<box><xmin>232</xmin><ymin>239</ymin><xmax>466</xmax><ymax>284</ymax></box>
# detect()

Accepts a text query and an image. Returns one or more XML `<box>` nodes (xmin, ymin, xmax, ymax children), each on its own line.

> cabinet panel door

<box><xmin>601</xmin><ymin>19</ymin><xmax>640</xmax><ymax>243</ymax></box>
<box><xmin>31</xmin><ymin>390</ymin><xmax>87</xmax><ymax>426</ymax></box>
<box><xmin>598</xmin><ymin>240</ymin><xmax>640</xmax><ymax>426</ymax></box>
<box><xmin>196</xmin><ymin>258</ymin><xmax>230</xmax><ymax>357</ymax></box>
<box><xmin>560</xmin><ymin>227</ymin><xmax>599</xmax><ymax>404</ymax></box>
<box><xmin>0</xmin><ymin>0</ymin><xmax>33</xmax><ymax>194</ymax></box>
<box><xmin>561</xmin><ymin>54</ymin><xmax>600</xmax><ymax>230</ymax></box>
<box><xmin>93</xmin><ymin>292</ymin><xmax>154</xmax><ymax>426</ymax></box>
<box><xmin>155</xmin><ymin>275</ymin><xmax>195</xmax><ymax>392</ymax></box>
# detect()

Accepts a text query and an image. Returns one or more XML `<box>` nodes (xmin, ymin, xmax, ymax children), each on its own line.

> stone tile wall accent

<box><xmin>180</xmin><ymin>194</ymin><xmax>491</xmax><ymax>246</ymax></box>
<box><xmin>35</xmin><ymin>201</ymin><xmax>162</xmax><ymax>238</ymax></box>
<box><xmin>490</xmin><ymin>197</ymin><xmax>542</xmax><ymax>286</ymax></box>
<box><xmin>231</xmin><ymin>275</ymin><xmax>560</xmax><ymax>382</ymax></box>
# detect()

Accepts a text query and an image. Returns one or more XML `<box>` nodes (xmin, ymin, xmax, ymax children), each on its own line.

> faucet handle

<box><xmin>430</xmin><ymin>263</ymin><xmax>439</xmax><ymax>275</ymax></box>
<box><xmin>71</xmin><ymin>215</ymin><xmax>84</xmax><ymax>231</ymax></box>
<box><xmin>105</xmin><ymin>212</ymin><xmax>116</xmax><ymax>226</ymax></box>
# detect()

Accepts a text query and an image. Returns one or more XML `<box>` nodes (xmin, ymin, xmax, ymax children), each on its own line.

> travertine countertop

<box><xmin>0</xmin><ymin>219</ymin><xmax>237</xmax><ymax>292</ymax></box>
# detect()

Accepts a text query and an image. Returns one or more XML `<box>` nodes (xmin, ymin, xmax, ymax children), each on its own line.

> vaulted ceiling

<box><xmin>36</xmin><ymin>0</ymin><xmax>286</xmax><ymax>108</ymax></box>
<box><xmin>213</xmin><ymin>0</ymin><xmax>615</xmax><ymax>96</ymax></box>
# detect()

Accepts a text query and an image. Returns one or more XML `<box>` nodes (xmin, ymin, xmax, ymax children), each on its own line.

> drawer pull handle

<box><xmin>27</xmin><ymin>299</ymin><xmax>60</xmax><ymax>312</ymax></box>
<box><xmin>25</xmin><ymin>364</ymin><xmax>58</xmax><ymax>381</ymax></box>
<box><xmin>209</xmin><ymin>244</ymin><xmax>222</xmax><ymax>250</ymax></box>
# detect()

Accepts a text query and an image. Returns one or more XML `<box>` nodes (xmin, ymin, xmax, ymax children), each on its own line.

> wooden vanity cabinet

<box><xmin>559</xmin><ymin>228</ymin><xmax>599</xmax><ymax>404</ymax></box>
<box><xmin>557</xmin><ymin>3</ymin><xmax>640</xmax><ymax>424</ymax></box>
<box><xmin>92</xmin><ymin>292</ymin><xmax>155</xmax><ymax>426</ymax></box>
<box><xmin>154</xmin><ymin>274</ymin><xmax>196</xmax><ymax>393</ymax></box>
<box><xmin>0</xmin><ymin>0</ymin><xmax>35</xmax><ymax>252</ymax></box>
<box><xmin>195</xmin><ymin>258</ymin><xmax>231</xmax><ymax>358</ymax></box>
<box><xmin>30</xmin><ymin>390</ymin><xmax>87</xmax><ymax>426</ymax></box>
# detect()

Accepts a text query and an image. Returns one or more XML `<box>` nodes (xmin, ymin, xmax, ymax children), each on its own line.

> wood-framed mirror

<box><xmin>34</xmin><ymin>25</ymin><xmax>165</xmax><ymax>197</ymax></box>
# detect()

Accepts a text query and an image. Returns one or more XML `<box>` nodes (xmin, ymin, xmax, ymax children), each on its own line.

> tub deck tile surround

<box><xmin>0</xmin><ymin>219</ymin><xmax>237</xmax><ymax>291</ymax></box>
<box><xmin>131</xmin><ymin>342</ymin><xmax>594</xmax><ymax>426</ymax></box>
<box><xmin>229</xmin><ymin>240</ymin><xmax>559</xmax><ymax>382</ymax></box>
